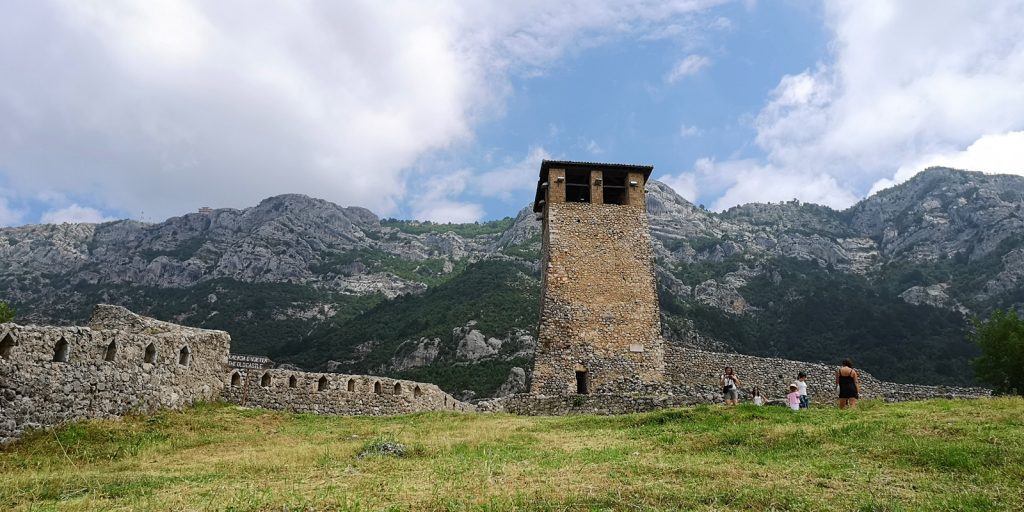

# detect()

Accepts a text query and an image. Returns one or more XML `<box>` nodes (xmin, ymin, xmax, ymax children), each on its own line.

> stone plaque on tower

<box><xmin>529</xmin><ymin>160</ymin><xmax>666</xmax><ymax>395</ymax></box>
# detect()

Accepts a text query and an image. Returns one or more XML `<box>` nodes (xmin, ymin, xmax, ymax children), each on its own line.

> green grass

<box><xmin>2</xmin><ymin>398</ymin><xmax>1023</xmax><ymax>511</ymax></box>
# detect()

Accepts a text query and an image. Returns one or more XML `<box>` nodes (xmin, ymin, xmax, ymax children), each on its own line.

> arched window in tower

<box><xmin>317</xmin><ymin>376</ymin><xmax>328</xmax><ymax>391</ymax></box>
<box><xmin>53</xmin><ymin>337</ymin><xmax>70</xmax><ymax>363</ymax></box>
<box><xmin>0</xmin><ymin>332</ymin><xmax>16</xmax><ymax>360</ymax></box>
<box><xmin>261</xmin><ymin>372</ymin><xmax>272</xmax><ymax>387</ymax></box>
<box><xmin>178</xmin><ymin>346</ymin><xmax>191</xmax><ymax>366</ymax></box>
<box><xmin>144</xmin><ymin>343</ymin><xmax>157</xmax><ymax>364</ymax></box>
<box><xmin>104</xmin><ymin>340</ymin><xmax>117</xmax><ymax>362</ymax></box>
<box><xmin>230</xmin><ymin>372</ymin><xmax>241</xmax><ymax>386</ymax></box>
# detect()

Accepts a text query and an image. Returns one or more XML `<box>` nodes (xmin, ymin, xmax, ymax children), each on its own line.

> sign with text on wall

<box><xmin>229</xmin><ymin>353</ymin><xmax>274</xmax><ymax>370</ymax></box>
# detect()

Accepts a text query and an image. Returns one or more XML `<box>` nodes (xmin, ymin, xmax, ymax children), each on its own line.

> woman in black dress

<box><xmin>836</xmin><ymin>359</ymin><xmax>860</xmax><ymax>409</ymax></box>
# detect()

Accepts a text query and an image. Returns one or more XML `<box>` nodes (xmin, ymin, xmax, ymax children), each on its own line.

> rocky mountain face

<box><xmin>2</xmin><ymin>167</ymin><xmax>1022</xmax><ymax>396</ymax></box>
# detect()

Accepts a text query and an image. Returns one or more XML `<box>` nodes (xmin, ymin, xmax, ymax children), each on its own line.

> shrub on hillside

<box><xmin>0</xmin><ymin>301</ymin><xmax>14</xmax><ymax>323</ymax></box>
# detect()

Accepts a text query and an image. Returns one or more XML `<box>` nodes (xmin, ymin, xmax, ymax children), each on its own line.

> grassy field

<box><xmin>2</xmin><ymin>398</ymin><xmax>1023</xmax><ymax>511</ymax></box>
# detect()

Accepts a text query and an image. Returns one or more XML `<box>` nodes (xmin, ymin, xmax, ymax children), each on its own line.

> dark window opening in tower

<box><xmin>565</xmin><ymin>169</ymin><xmax>591</xmax><ymax>203</ymax></box>
<box><xmin>575</xmin><ymin>370</ymin><xmax>589</xmax><ymax>394</ymax></box>
<box><xmin>602</xmin><ymin>174</ymin><xmax>628</xmax><ymax>205</ymax></box>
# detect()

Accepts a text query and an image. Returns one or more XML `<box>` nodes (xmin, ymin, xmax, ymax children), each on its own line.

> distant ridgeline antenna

<box><xmin>529</xmin><ymin>160</ymin><xmax>666</xmax><ymax>395</ymax></box>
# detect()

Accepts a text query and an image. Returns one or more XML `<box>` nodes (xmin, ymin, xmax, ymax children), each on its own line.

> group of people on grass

<box><xmin>719</xmin><ymin>359</ymin><xmax>861</xmax><ymax>410</ymax></box>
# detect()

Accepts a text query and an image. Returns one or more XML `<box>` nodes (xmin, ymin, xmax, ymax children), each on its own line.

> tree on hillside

<box><xmin>970</xmin><ymin>309</ymin><xmax>1024</xmax><ymax>395</ymax></box>
<box><xmin>0</xmin><ymin>301</ymin><xmax>14</xmax><ymax>323</ymax></box>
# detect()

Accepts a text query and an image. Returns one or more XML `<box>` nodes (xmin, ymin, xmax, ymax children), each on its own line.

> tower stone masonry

<box><xmin>529</xmin><ymin>160</ymin><xmax>667</xmax><ymax>395</ymax></box>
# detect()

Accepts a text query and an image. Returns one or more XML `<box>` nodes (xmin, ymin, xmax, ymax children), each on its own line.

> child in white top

<box><xmin>786</xmin><ymin>384</ymin><xmax>800</xmax><ymax>411</ymax></box>
<box><xmin>796</xmin><ymin>372</ymin><xmax>809</xmax><ymax>409</ymax></box>
<box><xmin>751</xmin><ymin>387</ymin><xmax>764</xmax><ymax>406</ymax></box>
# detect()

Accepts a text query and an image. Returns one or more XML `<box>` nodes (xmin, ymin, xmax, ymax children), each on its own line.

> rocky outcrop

<box><xmin>899</xmin><ymin>284</ymin><xmax>967</xmax><ymax>314</ymax></box>
<box><xmin>493</xmin><ymin>367</ymin><xmax>528</xmax><ymax>398</ymax></box>
<box><xmin>392</xmin><ymin>337</ymin><xmax>441</xmax><ymax>370</ymax></box>
<box><xmin>454</xmin><ymin>323</ymin><xmax>503</xmax><ymax>361</ymax></box>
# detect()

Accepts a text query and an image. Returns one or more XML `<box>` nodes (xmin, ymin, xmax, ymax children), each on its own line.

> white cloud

<box><xmin>0</xmin><ymin>1</ymin><xmax>726</xmax><ymax>224</ymax></box>
<box><xmin>408</xmin><ymin>168</ymin><xmax>484</xmax><ymax>223</ymax></box>
<box><xmin>40</xmin><ymin>204</ymin><xmax>115</xmax><ymax>224</ymax></box>
<box><xmin>665</xmin><ymin>54</ymin><xmax>711</xmax><ymax>83</ymax></box>
<box><xmin>0</xmin><ymin>197</ymin><xmax>23</xmax><ymax>227</ymax></box>
<box><xmin>585</xmin><ymin>139</ymin><xmax>604</xmax><ymax>155</ymax></box>
<box><xmin>474</xmin><ymin>146</ymin><xmax>551</xmax><ymax>201</ymax></box>
<box><xmin>709</xmin><ymin>165</ymin><xmax>858</xmax><ymax>211</ymax></box>
<box><xmin>408</xmin><ymin>145</ymin><xmax>551</xmax><ymax>221</ymax></box>
<box><xmin>701</xmin><ymin>0</ymin><xmax>1024</xmax><ymax>209</ymax></box>
<box><xmin>679</xmin><ymin>124</ymin><xmax>702</xmax><ymax>137</ymax></box>
<box><xmin>659</xmin><ymin>173</ymin><xmax>698</xmax><ymax>202</ymax></box>
<box><xmin>870</xmin><ymin>131</ymin><xmax>1024</xmax><ymax>194</ymax></box>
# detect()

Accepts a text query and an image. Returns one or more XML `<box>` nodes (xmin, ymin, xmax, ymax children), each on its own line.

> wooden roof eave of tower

<box><xmin>533</xmin><ymin>160</ymin><xmax>654</xmax><ymax>212</ymax></box>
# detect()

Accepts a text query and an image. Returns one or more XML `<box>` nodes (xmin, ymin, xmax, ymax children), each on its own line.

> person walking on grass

<box><xmin>795</xmin><ymin>372</ymin><xmax>809</xmax><ymax>409</ymax></box>
<box><xmin>836</xmin><ymin>359</ymin><xmax>860</xmax><ymax>409</ymax></box>
<box><xmin>720</xmin><ymin>366</ymin><xmax>740</xmax><ymax>406</ymax></box>
<box><xmin>787</xmin><ymin>384</ymin><xmax>801</xmax><ymax>411</ymax></box>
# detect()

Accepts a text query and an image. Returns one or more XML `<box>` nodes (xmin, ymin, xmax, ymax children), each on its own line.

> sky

<box><xmin>1</xmin><ymin>0</ymin><xmax>1023</xmax><ymax>226</ymax></box>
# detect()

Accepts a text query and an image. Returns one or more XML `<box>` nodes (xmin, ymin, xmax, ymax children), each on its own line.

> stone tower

<box><xmin>530</xmin><ymin>160</ymin><xmax>666</xmax><ymax>395</ymax></box>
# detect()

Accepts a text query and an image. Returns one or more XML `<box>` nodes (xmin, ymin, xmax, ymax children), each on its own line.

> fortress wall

<box><xmin>223</xmin><ymin>368</ymin><xmax>474</xmax><ymax>415</ymax></box>
<box><xmin>482</xmin><ymin>344</ymin><xmax>990</xmax><ymax>416</ymax></box>
<box><xmin>0</xmin><ymin>305</ymin><xmax>230</xmax><ymax>443</ymax></box>
<box><xmin>665</xmin><ymin>345</ymin><xmax>990</xmax><ymax>403</ymax></box>
<box><xmin>0</xmin><ymin>305</ymin><xmax>474</xmax><ymax>443</ymax></box>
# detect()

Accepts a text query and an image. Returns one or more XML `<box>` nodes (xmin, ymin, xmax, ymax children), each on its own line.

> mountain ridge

<box><xmin>3</xmin><ymin>166</ymin><xmax>1022</xmax><ymax>396</ymax></box>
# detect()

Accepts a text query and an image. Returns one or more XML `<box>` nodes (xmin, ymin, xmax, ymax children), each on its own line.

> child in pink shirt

<box><xmin>787</xmin><ymin>384</ymin><xmax>800</xmax><ymax>411</ymax></box>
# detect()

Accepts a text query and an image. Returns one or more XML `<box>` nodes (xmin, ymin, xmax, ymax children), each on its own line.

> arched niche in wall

<box><xmin>347</xmin><ymin>379</ymin><xmax>355</xmax><ymax>392</ymax></box>
<box><xmin>393</xmin><ymin>382</ymin><xmax>402</xmax><ymax>395</ymax></box>
<box><xmin>414</xmin><ymin>386</ymin><xmax>423</xmax><ymax>398</ymax></box>
<box><xmin>230</xmin><ymin>372</ymin><xmax>241</xmax><ymax>386</ymax></box>
<box><xmin>178</xmin><ymin>346</ymin><xmax>191</xmax><ymax>367</ymax></box>
<box><xmin>144</xmin><ymin>343</ymin><xmax>157</xmax><ymax>364</ymax></box>
<box><xmin>53</xmin><ymin>337</ymin><xmax>70</xmax><ymax>363</ymax></box>
<box><xmin>317</xmin><ymin>376</ymin><xmax>328</xmax><ymax>391</ymax></box>
<box><xmin>0</xmin><ymin>332</ymin><xmax>15</xmax><ymax>359</ymax></box>
<box><xmin>104</xmin><ymin>340</ymin><xmax>117</xmax><ymax>362</ymax></box>
<box><xmin>260</xmin><ymin>372</ymin><xmax>272</xmax><ymax>387</ymax></box>
<box><xmin>373</xmin><ymin>381</ymin><xmax>382</xmax><ymax>394</ymax></box>
<box><xmin>289</xmin><ymin>375</ymin><xmax>297</xmax><ymax>388</ymax></box>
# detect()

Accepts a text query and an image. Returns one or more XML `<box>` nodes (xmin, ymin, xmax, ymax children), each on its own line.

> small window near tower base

<box><xmin>575</xmin><ymin>370</ymin><xmax>589</xmax><ymax>394</ymax></box>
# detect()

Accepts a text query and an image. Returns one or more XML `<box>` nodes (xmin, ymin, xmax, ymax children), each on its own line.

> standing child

<box><xmin>786</xmin><ymin>384</ymin><xmax>800</xmax><ymax>411</ymax></box>
<box><xmin>796</xmin><ymin>372</ymin><xmax>809</xmax><ymax>409</ymax></box>
<box><xmin>751</xmin><ymin>387</ymin><xmax>764</xmax><ymax>406</ymax></box>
